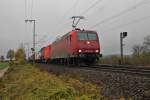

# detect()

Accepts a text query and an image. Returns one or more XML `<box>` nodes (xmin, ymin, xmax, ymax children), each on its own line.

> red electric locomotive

<box><xmin>50</xmin><ymin>29</ymin><xmax>101</xmax><ymax>65</ymax></box>
<box><xmin>36</xmin><ymin>16</ymin><xmax>102</xmax><ymax>65</ymax></box>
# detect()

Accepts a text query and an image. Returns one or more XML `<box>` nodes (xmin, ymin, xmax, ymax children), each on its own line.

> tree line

<box><xmin>133</xmin><ymin>35</ymin><xmax>150</xmax><ymax>56</ymax></box>
<box><xmin>101</xmin><ymin>35</ymin><xmax>150</xmax><ymax>66</ymax></box>
<box><xmin>0</xmin><ymin>48</ymin><xmax>26</xmax><ymax>64</ymax></box>
<box><xmin>1</xmin><ymin>35</ymin><xmax>150</xmax><ymax>66</ymax></box>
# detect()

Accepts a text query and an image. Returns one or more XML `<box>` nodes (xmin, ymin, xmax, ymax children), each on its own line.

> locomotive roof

<box><xmin>52</xmin><ymin>29</ymin><xmax>97</xmax><ymax>44</ymax></box>
<box><xmin>73</xmin><ymin>29</ymin><xmax>97</xmax><ymax>33</ymax></box>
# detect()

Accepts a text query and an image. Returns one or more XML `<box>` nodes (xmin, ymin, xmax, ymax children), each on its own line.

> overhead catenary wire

<box><xmin>36</xmin><ymin>34</ymin><xmax>50</xmax><ymax>44</ymax></box>
<box><xmin>80</xmin><ymin>0</ymin><xmax>103</xmax><ymax>16</ymax></box>
<box><xmin>25</xmin><ymin>0</ymin><xmax>27</xmax><ymax>19</ymax></box>
<box><xmin>76</xmin><ymin>0</ymin><xmax>104</xmax><ymax>29</ymax></box>
<box><xmin>24</xmin><ymin>0</ymin><xmax>36</xmax><ymax>54</ymax></box>
<box><xmin>90</xmin><ymin>0</ymin><xmax>150</xmax><ymax>29</ymax></box>
<box><xmin>31</xmin><ymin>0</ymin><xmax>34</xmax><ymax>18</ymax></box>
<box><xmin>57</xmin><ymin>0</ymin><xmax>103</xmax><ymax>34</ymax></box>
<box><xmin>38</xmin><ymin>0</ymin><xmax>80</xmax><ymax>45</ymax></box>
<box><xmin>56</xmin><ymin>0</ymin><xmax>80</xmax><ymax>28</ymax></box>
<box><xmin>25</xmin><ymin>0</ymin><xmax>27</xmax><ymax>31</ymax></box>
<box><xmin>24</xmin><ymin>0</ymin><xmax>29</xmax><ymax>56</ymax></box>
<box><xmin>56</xmin><ymin>0</ymin><xmax>104</xmax><ymax>36</ymax></box>
<box><xmin>102</xmin><ymin>15</ymin><xmax>150</xmax><ymax>32</ymax></box>
<box><xmin>24</xmin><ymin>0</ymin><xmax>34</xmax><ymax>19</ymax></box>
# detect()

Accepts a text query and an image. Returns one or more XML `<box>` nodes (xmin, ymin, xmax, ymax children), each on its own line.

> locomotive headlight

<box><xmin>78</xmin><ymin>49</ymin><xmax>82</xmax><ymax>53</ymax></box>
<box><xmin>87</xmin><ymin>41</ymin><xmax>90</xmax><ymax>44</ymax></box>
<box><xmin>95</xmin><ymin>50</ymin><xmax>99</xmax><ymax>53</ymax></box>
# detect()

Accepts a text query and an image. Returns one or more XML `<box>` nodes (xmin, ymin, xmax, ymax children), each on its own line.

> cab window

<box><xmin>78</xmin><ymin>33</ymin><xmax>88</xmax><ymax>40</ymax></box>
<box><xmin>88</xmin><ymin>33</ymin><xmax>97</xmax><ymax>40</ymax></box>
<box><xmin>78</xmin><ymin>32</ymin><xmax>97</xmax><ymax>40</ymax></box>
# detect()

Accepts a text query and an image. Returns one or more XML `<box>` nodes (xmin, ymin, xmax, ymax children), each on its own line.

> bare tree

<box><xmin>7</xmin><ymin>49</ymin><xmax>15</xmax><ymax>61</ymax></box>
<box><xmin>0</xmin><ymin>56</ymin><xmax>5</xmax><ymax>62</ymax></box>
<box><xmin>132</xmin><ymin>45</ymin><xmax>145</xmax><ymax>56</ymax></box>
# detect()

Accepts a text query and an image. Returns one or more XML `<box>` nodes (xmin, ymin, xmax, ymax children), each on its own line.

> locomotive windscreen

<box><xmin>77</xmin><ymin>32</ymin><xmax>97</xmax><ymax>40</ymax></box>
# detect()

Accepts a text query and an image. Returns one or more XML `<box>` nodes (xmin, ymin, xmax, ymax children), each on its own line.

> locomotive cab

<box><xmin>75</xmin><ymin>30</ymin><xmax>101</xmax><ymax>65</ymax></box>
<box><xmin>77</xmin><ymin>31</ymin><xmax>100</xmax><ymax>53</ymax></box>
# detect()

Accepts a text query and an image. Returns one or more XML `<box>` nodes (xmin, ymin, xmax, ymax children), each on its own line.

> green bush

<box><xmin>15</xmin><ymin>48</ymin><xmax>26</xmax><ymax>65</ymax></box>
<box><xmin>100</xmin><ymin>56</ymin><xmax>121</xmax><ymax>65</ymax></box>
<box><xmin>131</xmin><ymin>53</ymin><xmax>150</xmax><ymax>65</ymax></box>
<box><xmin>0</xmin><ymin>64</ymin><xmax>103</xmax><ymax>100</ymax></box>
<box><xmin>100</xmin><ymin>53</ymin><xmax>150</xmax><ymax>66</ymax></box>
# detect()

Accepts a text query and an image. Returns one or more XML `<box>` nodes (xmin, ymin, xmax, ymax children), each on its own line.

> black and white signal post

<box><xmin>120</xmin><ymin>32</ymin><xmax>127</xmax><ymax>64</ymax></box>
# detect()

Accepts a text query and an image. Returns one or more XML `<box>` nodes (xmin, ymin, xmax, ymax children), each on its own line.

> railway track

<box><xmin>37</xmin><ymin>63</ymin><xmax>150</xmax><ymax>77</ymax></box>
<box><xmin>37</xmin><ymin>63</ymin><xmax>150</xmax><ymax>99</ymax></box>
<box><xmin>77</xmin><ymin>64</ymin><xmax>150</xmax><ymax>77</ymax></box>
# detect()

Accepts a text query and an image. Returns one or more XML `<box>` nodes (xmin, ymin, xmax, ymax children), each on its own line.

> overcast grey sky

<box><xmin>0</xmin><ymin>0</ymin><xmax>150</xmax><ymax>57</ymax></box>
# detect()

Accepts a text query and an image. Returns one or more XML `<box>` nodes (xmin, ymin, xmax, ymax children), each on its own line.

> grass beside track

<box><xmin>0</xmin><ymin>62</ymin><xmax>9</xmax><ymax>70</ymax></box>
<box><xmin>0</xmin><ymin>64</ymin><xmax>103</xmax><ymax>100</ymax></box>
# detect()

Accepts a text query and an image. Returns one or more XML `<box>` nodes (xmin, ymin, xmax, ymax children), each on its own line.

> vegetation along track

<box><xmin>37</xmin><ymin>63</ymin><xmax>150</xmax><ymax>99</ymax></box>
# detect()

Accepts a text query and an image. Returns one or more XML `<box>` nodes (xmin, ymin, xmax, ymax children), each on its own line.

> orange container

<box><xmin>44</xmin><ymin>45</ymin><xmax>51</xmax><ymax>61</ymax></box>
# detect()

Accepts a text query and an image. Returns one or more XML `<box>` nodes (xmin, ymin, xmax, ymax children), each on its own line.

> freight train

<box><xmin>34</xmin><ymin>28</ymin><xmax>102</xmax><ymax>65</ymax></box>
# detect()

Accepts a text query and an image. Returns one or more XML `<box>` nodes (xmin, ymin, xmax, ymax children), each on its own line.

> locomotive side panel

<box><xmin>51</xmin><ymin>33</ymin><xmax>71</xmax><ymax>59</ymax></box>
<box><xmin>69</xmin><ymin>31</ymin><xmax>78</xmax><ymax>57</ymax></box>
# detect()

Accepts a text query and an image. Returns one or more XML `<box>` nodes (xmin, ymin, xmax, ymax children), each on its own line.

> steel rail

<box><xmin>37</xmin><ymin>63</ymin><xmax>150</xmax><ymax>77</ymax></box>
<box><xmin>78</xmin><ymin>64</ymin><xmax>150</xmax><ymax>77</ymax></box>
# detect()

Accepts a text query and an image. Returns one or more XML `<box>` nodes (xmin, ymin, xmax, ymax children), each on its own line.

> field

<box><xmin>0</xmin><ymin>62</ymin><xmax>9</xmax><ymax>70</ymax></box>
<box><xmin>0</xmin><ymin>64</ymin><xmax>104</xmax><ymax>100</ymax></box>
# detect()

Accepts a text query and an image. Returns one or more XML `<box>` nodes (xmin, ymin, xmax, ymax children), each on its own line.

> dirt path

<box><xmin>0</xmin><ymin>67</ymin><xmax>8</xmax><ymax>78</ymax></box>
